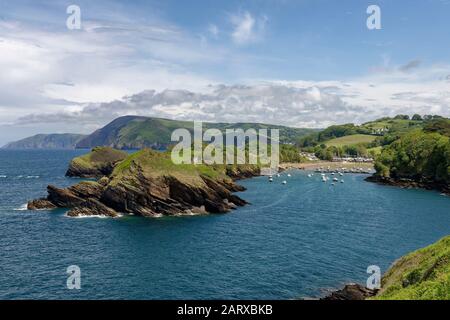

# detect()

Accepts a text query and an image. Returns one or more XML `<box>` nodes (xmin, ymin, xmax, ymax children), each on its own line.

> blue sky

<box><xmin>0</xmin><ymin>0</ymin><xmax>450</xmax><ymax>144</ymax></box>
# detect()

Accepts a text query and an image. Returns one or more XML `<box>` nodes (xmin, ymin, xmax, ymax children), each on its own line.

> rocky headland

<box><xmin>365</xmin><ymin>175</ymin><xmax>450</xmax><ymax>196</ymax></box>
<box><xmin>28</xmin><ymin>147</ymin><xmax>259</xmax><ymax>217</ymax></box>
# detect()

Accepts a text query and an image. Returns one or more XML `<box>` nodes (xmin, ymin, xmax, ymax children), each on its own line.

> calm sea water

<box><xmin>0</xmin><ymin>149</ymin><xmax>449</xmax><ymax>300</ymax></box>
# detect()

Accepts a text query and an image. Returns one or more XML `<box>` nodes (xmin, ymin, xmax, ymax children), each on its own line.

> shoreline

<box><xmin>279</xmin><ymin>161</ymin><xmax>374</xmax><ymax>173</ymax></box>
<box><xmin>365</xmin><ymin>175</ymin><xmax>450</xmax><ymax>196</ymax></box>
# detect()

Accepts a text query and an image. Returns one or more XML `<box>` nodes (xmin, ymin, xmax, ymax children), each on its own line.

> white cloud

<box><xmin>13</xmin><ymin>64</ymin><xmax>450</xmax><ymax>133</ymax></box>
<box><xmin>208</xmin><ymin>24</ymin><xmax>219</xmax><ymax>38</ymax></box>
<box><xmin>230</xmin><ymin>11</ymin><xmax>266</xmax><ymax>45</ymax></box>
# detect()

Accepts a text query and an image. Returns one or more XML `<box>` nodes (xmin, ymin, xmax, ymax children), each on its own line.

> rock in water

<box><xmin>67</xmin><ymin>198</ymin><xmax>118</xmax><ymax>217</ymax></box>
<box><xmin>321</xmin><ymin>284</ymin><xmax>377</xmax><ymax>300</ymax></box>
<box><xmin>27</xmin><ymin>198</ymin><xmax>57</xmax><ymax>210</ymax></box>
<box><xmin>29</xmin><ymin>148</ymin><xmax>259</xmax><ymax>217</ymax></box>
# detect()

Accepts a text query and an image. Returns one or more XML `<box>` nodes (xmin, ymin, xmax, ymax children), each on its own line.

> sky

<box><xmin>0</xmin><ymin>0</ymin><xmax>450</xmax><ymax>145</ymax></box>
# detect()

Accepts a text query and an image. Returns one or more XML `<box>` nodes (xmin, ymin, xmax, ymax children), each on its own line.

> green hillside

<box><xmin>325</xmin><ymin>134</ymin><xmax>376</xmax><ymax>147</ymax></box>
<box><xmin>76</xmin><ymin>116</ymin><xmax>316</xmax><ymax>150</ymax></box>
<box><xmin>374</xmin><ymin>235</ymin><xmax>450</xmax><ymax>300</ymax></box>
<box><xmin>2</xmin><ymin>133</ymin><xmax>86</xmax><ymax>149</ymax></box>
<box><xmin>297</xmin><ymin>115</ymin><xmax>448</xmax><ymax>161</ymax></box>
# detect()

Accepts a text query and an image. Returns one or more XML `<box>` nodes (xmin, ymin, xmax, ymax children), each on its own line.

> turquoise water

<box><xmin>0</xmin><ymin>150</ymin><xmax>449</xmax><ymax>299</ymax></box>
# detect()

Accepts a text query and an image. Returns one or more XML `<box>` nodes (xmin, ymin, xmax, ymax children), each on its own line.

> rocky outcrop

<box><xmin>65</xmin><ymin>147</ymin><xmax>128</xmax><ymax>178</ymax></box>
<box><xmin>67</xmin><ymin>198</ymin><xmax>118</xmax><ymax>217</ymax></box>
<box><xmin>321</xmin><ymin>284</ymin><xmax>377</xmax><ymax>300</ymax></box>
<box><xmin>27</xmin><ymin>198</ymin><xmax>57</xmax><ymax>210</ymax></box>
<box><xmin>365</xmin><ymin>175</ymin><xmax>450</xmax><ymax>195</ymax></box>
<box><xmin>29</xmin><ymin>148</ymin><xmax>259</xmax><ymax>217</ymax></box>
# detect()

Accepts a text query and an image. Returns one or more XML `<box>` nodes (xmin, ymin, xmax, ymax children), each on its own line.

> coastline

<box><xmin>365</xmin><ymin>175</ymin><xmax>450</xmax><ymax>196</ymax></box>
<box><xmin>279</xmin><ymin>161</ymin><xmax>374</xmax><ymax>172</ymax></box>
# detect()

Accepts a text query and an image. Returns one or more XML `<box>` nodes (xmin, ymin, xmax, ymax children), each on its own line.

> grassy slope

<box><xmin>111</xmin><ymin>148</ymin><xmax>250</xmax><ymax>189</ymax></box>
<box><xmin>72</xmin><ymin>147</ymin><xmax>128</xmax><ymax>170</ymax></box>
<box><xmin>325</xmin><ymin>134</ymin><xmax>376</xmax><ymax>147</ymax></box>
<box><xmin>374</xmin><ymin>235</ymin><xmax>450</xmax><ymax>300</ymax></box>
<box><xmin>107</xmin><ymin>117</ymin><xmax>316</xmax><ymax>148</ymax></box>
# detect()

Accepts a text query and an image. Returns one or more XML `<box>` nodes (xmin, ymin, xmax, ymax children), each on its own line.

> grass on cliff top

<box><xmin>112</xmin><ymin>149</ymin><xmax>230</xmax><ymax>186</ymax></box>
<box><xmin>72</xmin><ymin>147</ymin><xmax>128</xmax><ymax>169</ymax></box>
<box><xmin>373</xmin><ymin>235</ymin><xmax>450</xmax><ymax>300</ymax></box>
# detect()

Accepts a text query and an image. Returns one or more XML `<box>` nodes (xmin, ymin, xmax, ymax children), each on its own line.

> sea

<box><xmin>0</xmin><ymin>149</ymin><xmax>449</xmax><ymax>299</ymax></box>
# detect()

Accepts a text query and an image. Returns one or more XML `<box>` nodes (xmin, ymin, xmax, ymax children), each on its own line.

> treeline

<box><xmin>297</xmin><ymin>124</ymin><xmax>371</xmax><ymax>147</ymax></box>
<box><xmin>374</xmin><ymin>126</ymin><xmax>450</xmax><ymax>184</ymax></box>
<box><xmin>306</xmin><ymin>144</ymin><xmax>371</xmax><ymax>161</ymax></box>
<box><xmin>297</xmin><ymin>114</ymin><xmax>446</xmax><ymax>148</ymax></box>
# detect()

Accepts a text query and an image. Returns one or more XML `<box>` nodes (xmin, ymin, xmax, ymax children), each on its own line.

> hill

<box><xmin>325</xmin><ymin>134</ymin><xmax>376</xmax><ymax>147</ymax></box>
<box><xmin>297</xmin><ymin>115</ymin><xmax>448</xmax><ymax>160</ymax></box>
<box><xmin>65</xmin><ymin>147</ymin><xmax>128</xmax><ymax>178</ymax></box>
<box><xmin>368</xmin><ymin>128</ymin><xmax>450</xmax><ymax>194</ymax></box>
<box><xmin>2</xmin><ymin>133</ymin><xmax>86</xmax><ymax>149</ymax></box>
<box><xmin>374</xmin><ymin>235</ymin><xmax>450</xmax><ymax>300</ymax></box>
<box><xmin>75</xmin><ymin>116</ymin><xmax>316</xmax><ymax>150</ymax></box>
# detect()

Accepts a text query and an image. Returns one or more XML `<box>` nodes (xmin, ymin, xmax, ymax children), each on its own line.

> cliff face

<box><xmin>2</xmin><ymin>133</ymin><xmax>86</xmax><ymax>149</ymax></box>
<box><xmin>29</xmin><ymin>148</ymin><xmax>258</xmax><ymax>217</ymax></box>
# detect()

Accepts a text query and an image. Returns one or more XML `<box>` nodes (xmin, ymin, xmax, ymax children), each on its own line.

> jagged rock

<box><xmin>366</xmin><ymin>175</ymin><xmax>450</xmax><ymax>195</ymax></box>
<box><xmin>98</xmin><ymin>176</ymin><xmax>110</xmax><ymax>186</ymax></box>
<box><xmin>47</xmin><ymin>185</ymin><xmax>85</xmax><ymax>207</ymax></box>
<box><xmin>44</xmin><ymin>181</ymin><xmax>105</xmax><ymax>207</ymax></box>
<box><xmin>321</xmin><ymin>284</ymin><xmax>377</xmax><ymax>300</ymax></box>
<box><xmin>67</xmin><ymin>198</ymin><xmax>118</xmax><ymax>217</ymax></box>
<box><xmin>27</xmin><ymin>198</ymin><xmax>57</xmax><ymax>210</ymax></box>
<box><xmin>29</xmin><ymin>148</ymin><xmax>259</xmax><ymax>217</ymax></box>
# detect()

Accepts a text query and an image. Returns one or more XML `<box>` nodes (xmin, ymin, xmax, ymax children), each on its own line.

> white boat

<box><xmin>269</xmin><ymin>178</ymin><xmax>273</xmax><ymax>182</ymax></box>
<box><xmin>333</xmin><ymin>177</ymin><xmax>338</xmax><ymax>182</ymax></box>
<box><xmin>287</xmin><ymin>174</ymin><xmax>291</xmax><ymax>177</ymax></box>
<box><xmin>282</xmin><ymin>180</ymin><xmax>287</xmax><ymax>185</ymax></box>
<box><xmin>340</xmin><ymin>180</ymin><xmax>344</xmax><ymax>183</ymax></box>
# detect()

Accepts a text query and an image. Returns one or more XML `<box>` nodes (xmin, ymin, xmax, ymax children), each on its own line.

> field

<box><xmin>325</xmin><ymin>134</ymin><xmax>376</xmax><ymax>147</ymax></box>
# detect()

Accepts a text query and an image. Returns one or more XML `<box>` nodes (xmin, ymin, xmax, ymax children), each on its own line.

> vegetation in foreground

<box><xmin>373</xmin><ymin>235</ymin><xmax>450</xmax><ymax>300</ymax></box>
